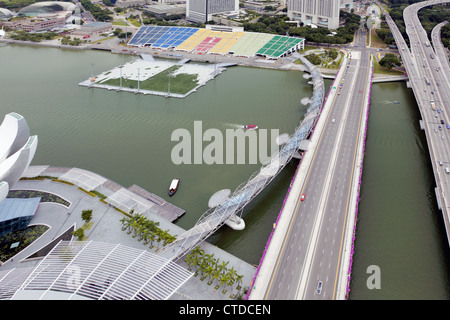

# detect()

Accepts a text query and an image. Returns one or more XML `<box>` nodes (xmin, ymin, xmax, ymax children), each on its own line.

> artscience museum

<box><xmin>0</xmin><ymin>112</ymin><xmax>38</xmax><ymax>235</ymax></box>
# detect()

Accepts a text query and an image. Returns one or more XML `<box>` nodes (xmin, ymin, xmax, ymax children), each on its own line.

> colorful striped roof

<box><xmin>128</xmin><ymin>26</ymin><xmax>304</xmax><ymax>59</ymax></box>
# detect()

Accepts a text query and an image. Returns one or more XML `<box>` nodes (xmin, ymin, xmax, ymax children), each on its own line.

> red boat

<box><xmin>244</xmin><ymin>125</ymin><xmax>258</xmax><ymax>130</ymax></box>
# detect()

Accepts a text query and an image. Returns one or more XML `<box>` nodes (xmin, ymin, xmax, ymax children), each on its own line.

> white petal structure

<box><xmin>0</xmin><ymin>113</ymin><xmax>38</xmax><ymax>202</ymax></box>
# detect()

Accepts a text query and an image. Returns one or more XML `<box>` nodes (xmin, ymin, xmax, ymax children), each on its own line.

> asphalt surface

<box><xmin>263</xmin><ymin>23</ymin><xmax>372</xmax><ymax>300</ymax></box>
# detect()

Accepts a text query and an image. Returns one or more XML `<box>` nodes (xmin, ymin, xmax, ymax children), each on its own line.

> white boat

<box><xmin>244</xmin><ymin>124</ymin><xmax>258</xmax><ymax>130</ymax></box>
<box><xmin>168</xmin><ymin>178</ymin><xmax>180</xmax><ymax>196</ymax></box>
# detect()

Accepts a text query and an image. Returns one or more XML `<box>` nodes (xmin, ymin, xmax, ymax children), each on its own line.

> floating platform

<box><xmin>79</xmin><ymin>58</ymin><xmax>227</xmax><ymax>99</ymax></box>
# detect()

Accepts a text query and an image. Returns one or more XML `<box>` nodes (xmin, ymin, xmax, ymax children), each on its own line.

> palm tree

<box><xmin>140</xmin><ymin>229</ymin><xmax>149</xmax><ymax>243</ymax></box>
<box><xmin>235</xmin><ymin>274</ymin><xmax>244</xmax><ymax>291</ymax></box>
<box><xmin>226</xmin><ymin>267</ymin><xmax>237</xmax><ymax>290</ymax></box>
<box><xmin>148</xmin><ymin>231</ymin><xmax>157</xmax><ymax>249</ymax></box>
<box><xmin>205</xmin><ymin>264</ymin><xmax>216</xmax><ymax>284</ymax></box>
<box><xmin>120</xmin><ymin>217</ymin><xmax>129</xmax><ymax>231</ymax></box>
<box><xmin>213</xmin><ymin>265</ymin><xmax>222</xmax><ymax>287</ymax></box>
<box><xmin>219</xmin><ymin>275</ymin><xmax>229</xmax><ymax>291</ymax></box>
<box><xmin>131</xmin><ymin>221</ymin><xmax>140</xmax><ymax>238</ymax></box>
<box><xmin>218</xmin><ymin>260</ymin><xmax>229</xmax><ymax>275</ymax></box>
<box><xmin>185</xmin><ymin>253</ymin><xmax>195</xmax><ymax>271</ymax></box>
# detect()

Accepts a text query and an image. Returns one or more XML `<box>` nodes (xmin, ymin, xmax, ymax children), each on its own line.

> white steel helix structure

<box><xmin>159</xmin><ymin>56</ymin><xmax>325</xmax><ymax>261</ymax></box>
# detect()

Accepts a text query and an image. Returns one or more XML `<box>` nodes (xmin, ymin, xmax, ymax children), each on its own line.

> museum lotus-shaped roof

<box><xmin>0</xmin><ymin>113</ymin><xmax>38</xmax><ymax>202</ymax></box>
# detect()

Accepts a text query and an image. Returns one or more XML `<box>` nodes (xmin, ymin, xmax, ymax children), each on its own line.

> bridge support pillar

<box><xmin>225</xmin><ymin>214</ymin><xmax>245</xmax><ymax>230</ymax></box>
<box><xmin>419</xmin><ymin>120</ymin><xmax>425</xmax><ymax>130</ymax></box>
<box><xmin>435</xmin><ymin>187</ymin><xmax>443</xmax><ymax>210</ymax></box>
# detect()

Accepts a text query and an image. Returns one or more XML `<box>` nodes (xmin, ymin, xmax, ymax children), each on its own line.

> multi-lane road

<box><xmin>382</xmin><ymin>0</ymin><xmax>450</xmax><ymax>244</ymax></box>
<box><xmin>262</xmin><ymin>22</ymin><xmax>372</xmax><ymax>300</ymax></box>
<box><xmin>253</xmin><ymin>1</ymin><xmax>449</xmax><ymax>300</ymax></box>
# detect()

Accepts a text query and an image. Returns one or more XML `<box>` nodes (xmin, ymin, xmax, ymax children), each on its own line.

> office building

<box><xmin>186</xmin><ymin>0</ymin><xmax>239</xmax><ymax>23</ymax></box>
<box><xmin>287</xmin><ymin>0</ymin><xmax>340</xmax><ymax>29</ymax></box>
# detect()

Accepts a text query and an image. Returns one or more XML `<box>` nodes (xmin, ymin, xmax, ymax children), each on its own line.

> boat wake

<box><xmin>224</xmin><ymin>123</ymin><xmax>245</xmax><ymax>129</ymax></box>
<box><xmin>381</xmin><ymin>100</ymin><xmax>400</xmax><ymax>104</ymax></box>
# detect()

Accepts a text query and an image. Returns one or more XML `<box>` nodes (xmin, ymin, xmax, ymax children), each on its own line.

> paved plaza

<box><xmin>0</xmin><ymin>166</ymin><xmax>256</xmax><ymax>300</ymax></box>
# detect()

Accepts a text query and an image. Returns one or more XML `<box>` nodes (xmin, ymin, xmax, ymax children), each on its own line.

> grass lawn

<box><xmin>369</xmin><ymin>29</ymin><xmax>388</xmax><ymax>48</ymax></box>
<box><xmin>82</xmin><ymin>222</ymin><xmax>94</xmax><ymax>230</ymax></box>
<box><xmin>100</xmin><ymin>65</ymin><xmax>200</xmax><ymax>94</ymax></box>
<box><xmin>372</xmin><ymin>55</ymin><xmax>404</xmax><ymax>75</ymax></box>
<box><xmin>112</xmin><ymin>20</ymin><xmax>128</xmax><ymax>26</ymax></box>
<box><xmin>127</xmin><ymin>18</ymin><xmax>141</xmax><ymax>27</ymax></box>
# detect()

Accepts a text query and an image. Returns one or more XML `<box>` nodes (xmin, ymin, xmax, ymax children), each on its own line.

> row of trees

<box><xmin>60</xmin><ymin>36</ymin><xmax>84</xmax><ymax>46</ymax></box>
<box><xmin>72</xmin><ymin>209</ymin><xmax>94</xmax><ymax>240</ymax></box>
<box><xmin>379</xmin><ymin>1</ymin><xmax>450</xmax><ymax>50</ymax></box>
<box><xmin>142</xmin><ymin>14</ymin><xmax>204</xmax><ymax>28</ymax></box>
<box><xmin>120</xmin><ymin>212</ymin><xmax>176</xmax><ymax>250</ymax></box>
<box><xmin>80</xmin><ymin>0</ymin><xmax>112</xmax><ymax>22</ymax></box>
<box><xmin>243</xmin><ymin>11</ymin><xmax>361</xmax><ymax>44</ymax></box>
<box><xmin>184</xmin><ymin>246</ymin><xmax>246</xmax><ymax>297</ymax></box>
<box><xmin>9</xmin><ymin>30</ymin><xmax>57</xmax><ymax>42</ymax></box>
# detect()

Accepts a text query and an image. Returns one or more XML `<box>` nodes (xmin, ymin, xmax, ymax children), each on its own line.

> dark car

<box><xmin>316</xmin><ymin>281</ymin><xmax>323</xmax><ymax>295</ymax></box>
<box><xmin>441</xmin><ymin>120</ymin><xmax>445</xmax><ymax>125</ymax></box>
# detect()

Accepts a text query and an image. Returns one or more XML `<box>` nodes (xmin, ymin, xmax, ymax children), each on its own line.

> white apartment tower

<box><xmin>287</xmin><ymin>0</ymin><xmax>340</xmax><ymax>29</ymax></box>
<box><xmin>186</xmin><ymin>0</ymin><xmax>239</xmax><ymax>23</ymax></box>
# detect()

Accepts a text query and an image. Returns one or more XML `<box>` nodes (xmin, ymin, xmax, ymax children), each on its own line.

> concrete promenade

<box><xmin>0</xmin><ymin>166</ymin><xmax>256</xmax><ymax>300</ymax></box>
<box><xmin>248</xmin><ymin>53</ymin><xmax>373</xmax><ymax>300</ymax></box>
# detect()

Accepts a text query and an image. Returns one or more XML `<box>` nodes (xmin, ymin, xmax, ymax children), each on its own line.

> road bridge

<box><xmin>379</xmin><ymin>0</ymin><xmax>450</xmax><ymax>246</ymax></box>
<box><xmin>249</xmin><ymin>22</ymin><xmax>373</xmax><ymax>300</ymax></box>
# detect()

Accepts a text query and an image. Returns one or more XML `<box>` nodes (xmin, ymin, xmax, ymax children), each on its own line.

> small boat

<box><xmin>393</xmin><ymin>101</ymin><xmax>400</xmax><ymax>104</ymax></box>
<box><xmin>244</xmin><ymin>124</ymin><xmax>258</xmax><ymax>130</ymax></box>
<box><xmin>168</xmin><ymin>178</ymin><xmax>180</xmax><ymax>196</ymax></box>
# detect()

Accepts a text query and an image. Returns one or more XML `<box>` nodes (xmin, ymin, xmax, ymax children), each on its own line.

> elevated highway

<box><xmin>380</xmin><ymin>0</ymin><xmax>450</xmax><ymax>245</ymax></box>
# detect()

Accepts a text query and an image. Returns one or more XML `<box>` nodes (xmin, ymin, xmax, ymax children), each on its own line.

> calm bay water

<box><xmin>0</xmin><ymin>44</ymin><xmax>448</xmax><ymax>299</ymax></box>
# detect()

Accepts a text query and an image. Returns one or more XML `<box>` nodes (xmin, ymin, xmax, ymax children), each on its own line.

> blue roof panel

<box><xmin>0</xmin><ymin>197</ymin><xmax>41</xmax><ymax>222</ymax></box>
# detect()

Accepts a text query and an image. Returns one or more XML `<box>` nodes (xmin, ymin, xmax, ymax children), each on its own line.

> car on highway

<box><xmin>301</xmin><ymin>194</ymin><xmax>306</xmax><ymax>201</ymax></box>
<box><xmin>316</xmin><ymin>281</ymin><xmax>323</xmax><ymax>295</ymax></box>
<box><xmin>447</xmin><ymin>125</ymin><xmax>450</xmax><ymax>130</ymax></box>
<box><xmin>439</xmin><ymin>126</ymin><xmax>442</xmax><ymax>130</ymax></box>
<box><xmin>441</xmin><ymin>120</ymin><xmax>445</xmax><ymax>125</ymax></box>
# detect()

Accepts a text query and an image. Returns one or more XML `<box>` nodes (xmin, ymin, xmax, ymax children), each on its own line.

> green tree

<box><xmin>379</xmin><ymin>53</ymin><xmax>401</xmax><ymax>70</ymax></box>
<box><xmin>72</xmin><ymin>228</ymin><xmax>85</xmax><ymax>241</ymax></box>
<box><xmin>81</xmin><ymin>209</ymin><xmax>93</xmax><ymax>223</ymax></box>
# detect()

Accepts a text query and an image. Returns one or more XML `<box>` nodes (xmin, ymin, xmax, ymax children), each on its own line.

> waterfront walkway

<box><xmin>0</xmin><ymin>166</ymin><xmax>256</xmax><ymax>300</ymax></box>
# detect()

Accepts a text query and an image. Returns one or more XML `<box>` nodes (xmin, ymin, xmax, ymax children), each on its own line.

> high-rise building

<box><xmin>186</xmin><ymin>0</ymin><xmax>239</xmax><ymax>23</ymax></box>
<box><xmin>287</xmin><ymin>0</ymin><xmax>340</xmax><ymax>29</ymax></box>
